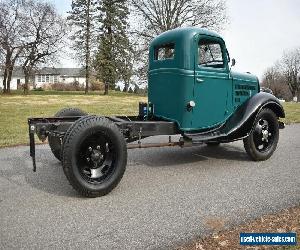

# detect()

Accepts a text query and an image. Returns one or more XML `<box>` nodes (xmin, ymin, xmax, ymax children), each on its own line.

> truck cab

<box><xmin>148</xmin><ymin>27</ymin><xmax>259</xmax><ymax>131</ymax></box>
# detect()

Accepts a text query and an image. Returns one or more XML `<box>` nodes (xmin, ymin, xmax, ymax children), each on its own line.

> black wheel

<box><xmin>62</xmin><ymin>116</ymin><xmax>127</xmax><ymax>197</ymax></box>
<box><xmin>48</xmin><ymin>108</ymin><xmax>87</xmax><ymax>161</ymax></box>
<box><xmin>243</xmin><ymin>108</ymin><xmax>279</xmax><ymax>161</ymax></box>
<box><xmin>205</xmin><ymin>142</ymin><xmax>220</xmax><ymax>147</ymax></box>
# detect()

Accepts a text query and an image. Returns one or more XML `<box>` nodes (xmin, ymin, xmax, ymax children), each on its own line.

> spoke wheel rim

<box><xmin>76</xmin><ymin>132</ymin><xmax>115</xmax><ymax>184</ymax></box>
<box><xmin>253</xmin><ymin>117</ymin><xmax>276</xmax><ymax>152</ymax></box>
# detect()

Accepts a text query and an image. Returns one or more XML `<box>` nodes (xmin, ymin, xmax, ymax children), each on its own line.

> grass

<box><xmin>0</xmin><ymin>91</ymin><xmax>147</xmax><ymax>147</ymax></box>
<box><xmin>180</xmin><ymin>205</ymin><xmax>300</xmax><ymax>249</ymax></box>
<box><xmin>0</xmin><ymin>91</ymin><xmax>299</xmax><ymax>147</ymax></box>
<box><xmin>7</xmin><ymin>89</ymin><xmax>145</xmax><ymax>96</ymax></box>
<box><xmin>281</xmin><ymin>102</ymin><xmax>300</xmax><ymax>124</ymax></box>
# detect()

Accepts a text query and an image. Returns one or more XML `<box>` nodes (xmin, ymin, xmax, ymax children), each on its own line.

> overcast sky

<box><xmin>53</xmin><ymin>0</ymin><xmax>300</xmax><ymax>80</ymax></box>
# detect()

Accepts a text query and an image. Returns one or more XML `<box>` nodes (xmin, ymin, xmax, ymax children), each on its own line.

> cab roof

<box><xmin>150</xmin><ymin>27</ymin><xmax>223</xmax><ymax>47</ymax></box>
<box><xmin>149</xmin><ymin>27</ymin><xmax>224</xmax><ymax>70</ymax></box>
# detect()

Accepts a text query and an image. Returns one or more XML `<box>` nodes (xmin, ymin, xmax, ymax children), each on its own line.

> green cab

<box><xmin>148</xmin><ymin>27</ymin><xmax>259</xmax><ymax>131</ymax></box>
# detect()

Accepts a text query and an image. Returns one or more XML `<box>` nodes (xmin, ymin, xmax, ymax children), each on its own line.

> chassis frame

<box><xmin>28</xmin><ymin>115</ymin><xmax>183</xmax><ymax>172</ymax></box>
<box><xmin>28</xmin><ymin>99</ymin><xmax>285</xmax><ymax>173</ymax></box>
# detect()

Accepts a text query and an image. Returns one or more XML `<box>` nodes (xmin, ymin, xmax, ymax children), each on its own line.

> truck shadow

<box><xmin>5</xmin><ymin>147</ymin><xmax>82</xmax><ymax>198</ymax></box>
<box><xmin>0</xmin><ymin>143</ymin><xmax>249</xmax><ymax>198</ymax></box>
<box><xmin>128</xmin><ymin>143</ymin><xmax>249</xmax><ymax>167</ymax></box>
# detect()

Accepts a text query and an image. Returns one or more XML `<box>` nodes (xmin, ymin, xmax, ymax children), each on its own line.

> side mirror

<box><xmin>231</xmin><ymin>58</ymin><xmax>236</xmax><ymax>67</ymax></box>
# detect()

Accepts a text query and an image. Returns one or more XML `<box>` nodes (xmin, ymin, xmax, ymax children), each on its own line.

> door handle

<box><xmin>196</xmin><ymin>78</ymin><xmax>204</xmax><ymax>83</ymax></box>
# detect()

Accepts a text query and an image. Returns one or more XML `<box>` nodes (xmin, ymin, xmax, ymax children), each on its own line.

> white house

<box><xmin>0</xmin><ymin>67</ymin><xmax>86</xmax><ymax>90</ymax></box>
<box><xmin>0</xmin><ymin>67</ymin><xmax>25</xmax><ymax>90</ymax></box>
<box><xmin>35</xmin><ymin>67</ymin><xmax>86</xmax><ymax>88</ymax></box>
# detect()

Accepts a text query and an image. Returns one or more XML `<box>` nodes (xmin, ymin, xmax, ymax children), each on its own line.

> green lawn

<box><xmin>281</xmin><ymin>102</ymin><xmax>300</xmax><ymax>124</ymax></box>
<box><xmin>0</xmin><ymin>91</ymin><xmax>147</xmax><ymax>147</ymax></box>
<box><xmin>0</xmin><ymin>92</ymin><xmax>299</xmax><ymax>147</ymax></box>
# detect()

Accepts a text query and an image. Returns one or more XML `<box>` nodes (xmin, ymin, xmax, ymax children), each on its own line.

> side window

<box><xmin>154</xmin><ymin>43</ymin><xmax>175</xmax><ymax>60</ymax></box>
<box><xmin>198</xmin><ymin>39</ymin><xmax>224</xmax><ymax>68</ymax></box>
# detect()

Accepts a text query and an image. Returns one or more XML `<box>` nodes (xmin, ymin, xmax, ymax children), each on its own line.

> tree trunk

<box><xmin>85</xmin><ymin>0</ymin><xmax>91</xmax><ymax>94</ymax></box>
<box><xmin>2</xmin><ymin>68</ymin><xmax>8</xmax><ymax>93</ymax></box>
<box><xmin>106</xmin><ymin>23</ymin><xmax>113</xmax><ymax>94</ymax></box>
<box><xmin>6</xmin><ymin>67</ymin><xmax>13</xmax><ymax>93</ymax></box>
<box><xmin>85</xmin><ymin>62</ymin><xmax>90</xmax><ymax>94</ymax></box>
<box><xmin>2</xmin><ymin>51</ymin><xmax>12</xmax><ymax>93</ymax></box>
<box><xmin>23</xmin><ymin>72</ymin><xmax>30</xmax><ymax>95</ymax></box>
<box><xmin>123</xmin><ymin>82</ymin><xmax>129</xmax><ymax>92</ymax></box>
<box><xmin>104</xmin><ymin>83</ymin><xmax>109</xmax><ymax>95</ymax></box>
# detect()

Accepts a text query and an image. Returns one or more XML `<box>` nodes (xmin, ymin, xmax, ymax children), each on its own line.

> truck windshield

<box><xmin>198</xmin><ymin>40</ymin><xmax>224</xmax><ymax>68</ymax></box>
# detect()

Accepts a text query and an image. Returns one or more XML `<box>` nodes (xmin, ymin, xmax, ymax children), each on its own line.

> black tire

<box><xmin>48</xmin><ymin>108</ymin><xmax>87</xmax><ymax>161</ymax></box>
<box><xmin>205</xmin><ymin>142</ymin><xmax>220</xmax><ymax>147</ymax></box>
<box><xmin>62</xmin><ymin>116</ymin><xmax>127</xmax><ymax>197</ymax></box>
<box><xmin>243</xmin><ymin>108</ymin><xmax>279</xmax><ymax>161</ymax></box>
<box><xmin>60</xmin><ymin>115</ymin><xmax>96</xmax><ymax>159</ymax></box>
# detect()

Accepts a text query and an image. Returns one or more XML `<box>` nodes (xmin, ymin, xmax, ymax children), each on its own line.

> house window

<box><xmin>37</xmin><ymin>75</ymin><xmax>41</xmax><ymax>82</ymax></box>
<box><xmin>154</xmin><ymin>43</ymin><xmax>175</xmax><ymax>60</ymax></box>
<box><xmin>198</xmin><ymin>39</ymin><xmax>224</xmax><ymax>68</ymax></box>
<box><xmin>53</xmin><ymin>75</ymin><xmax>58</xmax><ymax>83</ymax></box>
<box><xmin>46</xmin><ymin>75</ymin><xmax>50</xmax><ymax>83</ymax></box>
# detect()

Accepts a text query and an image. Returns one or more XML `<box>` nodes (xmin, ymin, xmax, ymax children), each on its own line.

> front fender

<box><xmin>224</xmin><ymin>92</ymin><xmax>285</xmax><ymax>139</ymax></box>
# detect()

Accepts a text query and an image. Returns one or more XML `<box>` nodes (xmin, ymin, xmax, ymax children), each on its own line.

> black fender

<box><xmin>223</xmin><ymin>92</ymin><xmax>285</xmax><ymax>140</ymax></box>
<box><xmin>185</xmin><ymin>92</ymin><xmax>285</xmax><ymax>143</ymax></box>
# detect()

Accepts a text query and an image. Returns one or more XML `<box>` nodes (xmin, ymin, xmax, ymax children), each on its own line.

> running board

<box><xmin>184</xmin><ymin>129</ymin><xmax>226</xmax><ymax>144</ymax></box>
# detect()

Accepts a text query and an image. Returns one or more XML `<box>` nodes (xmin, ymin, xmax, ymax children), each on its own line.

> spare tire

<box><xmin>48</xmin><ymin>108</ymin><xmax>87</xmax><ymax>161</ymax></box>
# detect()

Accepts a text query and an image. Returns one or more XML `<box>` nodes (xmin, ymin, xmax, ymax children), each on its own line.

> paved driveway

<box><xmin>0</xmin><ymin>125</ymin><xmax>299</xmax><ymax>249</ymax></box>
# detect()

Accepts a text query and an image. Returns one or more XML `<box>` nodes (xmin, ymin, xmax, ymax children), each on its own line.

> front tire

<box><xmin>243</xmin><ymin>108</ymin><xmax>279</xmax><ymax>161</ymax></box>
<box><xmin>48</xmin><ymin>108</ymin><xmax>87</xmax><ymax>161</ymax></box>
<box><xmin>62</xmin><ymin>116</ymin><xmax>127</xmax><ymax>197</ymax></box>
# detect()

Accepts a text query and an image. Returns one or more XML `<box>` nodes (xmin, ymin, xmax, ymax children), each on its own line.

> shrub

<box><xmin>50</xmin><ymin>82</ymin><xmax>85</xmax><ymax>91</ymax></box>
<box><xmin>33</xmin><ymin>87</ymin><xmax>44</xmax><ymax>91</ymax></box>
<box><xmin>90</xmin><ymin>78</ymin><xmax>104</xmax><ymax>91</ymax></box>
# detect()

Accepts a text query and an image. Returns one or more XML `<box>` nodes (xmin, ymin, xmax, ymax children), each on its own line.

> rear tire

<box><xmin>48</xmin><ymin>108</ymin><xmax>87</xmax><ymax>161</ymax></box>
<box><xmin>243</xmin><ymin>108</ymin><xmax>279</xmax><ymax>161</ymax></box>
<box><xmin>62</xmin><ymin>116</ymin><xmax>127</xmax><ymax>197</ymax></box>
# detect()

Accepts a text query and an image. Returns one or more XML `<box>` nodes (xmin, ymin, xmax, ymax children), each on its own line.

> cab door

<box><xmin>192</xmin><ymin>35</ymin><xmax>232</xmax><ymax>129</ymax></box>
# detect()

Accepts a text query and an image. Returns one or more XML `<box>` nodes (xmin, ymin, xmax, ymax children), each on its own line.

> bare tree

<box><xmin>261</xmin><ymin>64</ymin><xmax>291</xmax><ymax>100</ymax></box>
<box><xmin>0</xmin><ymin>0</ymin><xmax>66</xmax><ymax>93</ymax></box>
<box><xmin>131</xmin><ymin>0</ymin><xmax>228</xmax><ymax>39</ymax></box>
<box><xmin>21</xmin><ymin>1</ymin><xmax>67</xmax><ymax>93</ymax></box>
<box><xmin>130</xmin><ymin>0</ymin><xmax>228</xmax><ymax>83</ymax></box>
<box><xmin>117</xmin><ymin>45</ymin><xmax>134</xmax><ymax>92</ymax></box>
<box><xmin>281</xmin><ymin>48</ymin><xmax>300</xmax><ymax>101</ymax></box>
<box><xmin>0</xmin><ymin>0</ymin><xmax>27</xmax><ymax>93</ymax></box>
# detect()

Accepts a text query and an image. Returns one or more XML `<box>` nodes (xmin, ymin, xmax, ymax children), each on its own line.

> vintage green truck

<box><xmin>28</xmin><ymin>27</ymin><xmax>285</xmax><ymax>197</ymax></box>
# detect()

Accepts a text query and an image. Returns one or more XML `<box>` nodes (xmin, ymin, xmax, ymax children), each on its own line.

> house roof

<box><xmin>0</xmin><ymin>66</ymin><xmax>25</xmax><ymax>77</ymax></box>
<box><xmin>35</xmin><ymin>68</ymin><xmax>86</xmax><ymax>77</ymax></box>
<box><xmin>0</xmin><ymin>67</ymin><xmax>86</xmax><ymax>77</ymax></box>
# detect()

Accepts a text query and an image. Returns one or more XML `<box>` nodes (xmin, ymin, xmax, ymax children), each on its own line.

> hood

<box><xmin>230</xmin><ymin>71</ymin><xmax>259</xmax><ymax>84</ymax></box>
